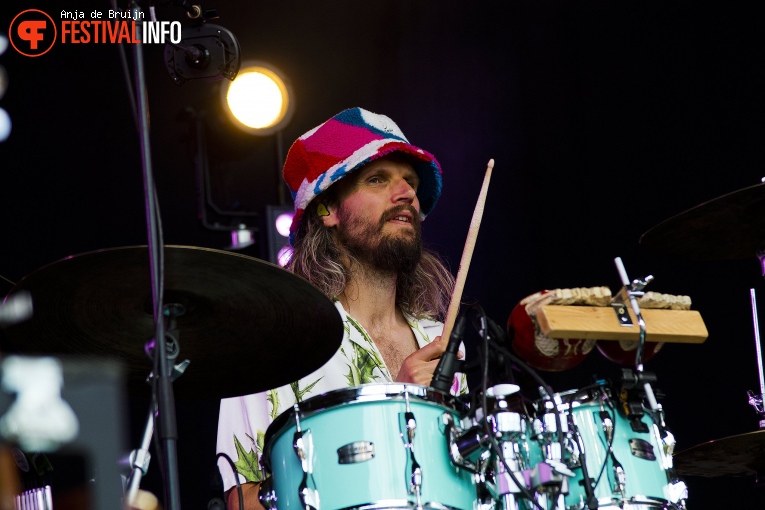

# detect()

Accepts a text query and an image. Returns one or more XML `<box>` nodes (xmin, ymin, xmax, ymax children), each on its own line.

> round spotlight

<box><xmin>276</xmin><ymin>245</ymin><xmax>293</xmax><ymax>267</ymax></box>
<box><xmin>0</xmin><ymin>108</ymin><xmax>11</xmax><ymax>142</ymax></box>
<box><xmin>221</xmin><ymin>61</ymin><xmax>294</xmax><ymax>136</ymax></box>
<box><xmin>275</xmin><ymin>212</ymin><xmax>294</xmax><ymax>238</ymax></box>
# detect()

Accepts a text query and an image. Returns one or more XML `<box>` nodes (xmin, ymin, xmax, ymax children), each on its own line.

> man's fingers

<box><xmin>410</xmin><ymin>335</ymin><xmax>448</xmax><ymax>360</ymax></box>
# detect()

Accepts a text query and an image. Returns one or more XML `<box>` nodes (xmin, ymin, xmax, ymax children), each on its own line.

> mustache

<box><xmin>380</xmin><ymin>204</ymin><xmax>421</xmax><ymax>227</ymax></box>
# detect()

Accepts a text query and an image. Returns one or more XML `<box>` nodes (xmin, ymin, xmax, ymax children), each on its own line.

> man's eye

<box><xmin>368</xmin><ymin>176</ymin><xmax>383</xmax><ymax>184</ymax></box>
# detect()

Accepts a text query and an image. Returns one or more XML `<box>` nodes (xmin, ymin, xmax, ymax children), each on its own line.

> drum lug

<box><xmin>666</xmin><ymin>479</ymin><xmax>688</xmax><ymax>508</ymax></box>
<box><xmin>442</xmin><ymin>412</ymin><xmax>484</xmax><ymax>473</ymax></box>
<box><xmin>258</xmin><ymin>476</ymin><xmax>278</xmax><ymax>510</ymax></box>
<box><xmin>399</xmin><ymin>389</ymin><xmax>423</xmax><ymax>508</ymax></box>
<box><xmin>292</xmin><ymin>428</ymin><xmax>319</xmax><ymax>510</ymax></box>
<box><xmin>612</xmin><ymin>462</ymin><xmax>627</xmax><ymax>498</ymax></box>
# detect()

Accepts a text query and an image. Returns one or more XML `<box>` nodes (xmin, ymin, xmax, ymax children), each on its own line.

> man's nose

<box><xmin>392</xmin><ymin>178</ymin><xmax>417</xmax><ymax>203</ymax></box>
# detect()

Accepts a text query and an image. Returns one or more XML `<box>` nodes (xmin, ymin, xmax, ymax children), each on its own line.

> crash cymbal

<box><xmin>673</xmin><ymin>429</ymin><xmax>765</xmax><ymax>477</ymax></box>
<box><xmin>640</xmin><ymin>182</ymin><xmax>765</xmax><ymax>260</ymax></box>
<box><xmin>1</xmin><ymin>245</ymin><xmax>343</xmax><ymax>400</ymax></box>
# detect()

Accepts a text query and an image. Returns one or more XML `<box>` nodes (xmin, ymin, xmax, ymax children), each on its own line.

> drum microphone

<box><xmin>430</xmin><ymin>314</ymin><xmax>466</xmax><ymax>393</ymax></box>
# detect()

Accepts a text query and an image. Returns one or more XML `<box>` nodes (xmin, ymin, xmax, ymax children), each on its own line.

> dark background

<box><xmin>2</xmin><ymin>1</ymin><xmax>764</xmax><ymax>508</ymax></box>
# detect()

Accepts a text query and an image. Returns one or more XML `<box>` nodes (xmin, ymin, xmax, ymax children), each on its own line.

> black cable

<box><xmin>110</xmin><ymin>0</ymin><xmax>139</xmax><ymax>132</ymax></box>
<box><xmin>486</xmin><ymin>338</ymin><xmax>565</xmax><ymax>450</ymax></box>
<box><xmin>216</xmin><ymin>453</ymin><xmax>244</xmax><ymax>510</ymax></box>
<box><xmin>470</xmin><ymin>304</ymin><xmax>546</xmax><ymax>510</ymax></box>
<box><xmin>566</xmin><ymin>385</ymin><xmax>617</xmax><ymax>509</ymax></box>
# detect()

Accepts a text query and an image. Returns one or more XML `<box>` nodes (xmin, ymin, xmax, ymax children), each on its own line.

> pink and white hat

<box><xmin>283</xmin><ymin>107</ymin><xmax>442</xmax><ymax>243</ymax></box>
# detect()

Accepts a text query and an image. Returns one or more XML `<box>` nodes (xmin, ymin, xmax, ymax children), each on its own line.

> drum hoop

<box><xmin>262</xmin><ymin>383</ymin><xmax>465</xmax><ymax>469</ymax></box>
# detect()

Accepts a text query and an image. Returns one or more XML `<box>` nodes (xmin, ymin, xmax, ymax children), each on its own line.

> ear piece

<box><xmin>317</xmin><ymin>203</ymin><xmax>330</xmax><ymax>217</ymax></box>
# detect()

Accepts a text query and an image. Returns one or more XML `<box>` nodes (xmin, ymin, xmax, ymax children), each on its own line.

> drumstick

<box><xmin>441</xmin><ymin>158</ymin><xmax>494</xmax><ymax>342</ymax></box>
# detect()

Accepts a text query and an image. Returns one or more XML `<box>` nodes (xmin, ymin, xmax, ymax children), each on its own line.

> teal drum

<box><xmin>562</xmin><ymin>388</ymin><xmax>687</xmax><ymax>510</ymax></box>
<box><xmin>261</xmin><ymin>383</ymin><xmax>479</xmax><ymax>510</ymax></box>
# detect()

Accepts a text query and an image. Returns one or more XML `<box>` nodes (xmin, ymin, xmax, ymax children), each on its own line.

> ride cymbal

<box><xmin>673</xmin><ymin>429</ymin><xmax>765</xmax><ymax>477</ymax></box>
<box><xmin>640</xmin><ymin>182</ymin><xmax>765</xmax><ymax>260</ymax></box>
<box><xmin>0</xmin><ymin>245</ymin><xmax>343</xmax><ymax>400</ymax></box>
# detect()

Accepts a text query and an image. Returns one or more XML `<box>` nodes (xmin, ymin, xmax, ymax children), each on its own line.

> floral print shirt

<box><xmin>215</xmin><ymin>300</ymin><xmax>468</xmax><ymax>492</ymax></box>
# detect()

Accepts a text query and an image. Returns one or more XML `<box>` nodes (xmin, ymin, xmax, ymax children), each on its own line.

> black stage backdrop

<box><xmin>1</xmin><ymin>1</ymin><xmax>764</xmax><ymax>508</ymax></box>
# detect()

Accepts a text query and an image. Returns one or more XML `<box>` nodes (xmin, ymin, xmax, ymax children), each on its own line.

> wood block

<box><xmin>535</xmin><ymin>305</ymin><xmax>708</xmax><ymax>344</ymax></box>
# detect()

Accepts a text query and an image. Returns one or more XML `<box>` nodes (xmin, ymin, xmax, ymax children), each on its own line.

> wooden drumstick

<box><xmin>441</xmin><ymin>158</ymin><xmax>494</xmax><ymax>341</ymax></box>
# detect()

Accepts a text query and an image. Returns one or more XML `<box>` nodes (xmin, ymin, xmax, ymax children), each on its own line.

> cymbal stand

<box><xmin>747</xmin><ymin>288</ymin><xmax>765</xmax><ymax>429</ymax></box>
<box><xmin>127</xmin><ymin>1</ymin><xmax>182</xmax><ymax>508</ymax></box>
<box><xmin>611</xmin><ymin>257</ymin><xmax>660</xmax><ymax>413</ymax></box>
<box><xmin>124</xmin><ymin>367</ymin><xmax>190</xmax><ymax>505</ymax></box>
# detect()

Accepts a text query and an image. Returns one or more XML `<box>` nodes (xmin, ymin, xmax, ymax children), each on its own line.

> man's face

<box><xmin>328</xmin><ymin>155</ymin><xmax>423</xmax><ymax>273</ymax></box>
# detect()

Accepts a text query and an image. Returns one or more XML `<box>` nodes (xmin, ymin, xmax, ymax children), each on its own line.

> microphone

<box><xmin>469</xmin><ymin>311</ymin><xmax>508</xmax><ymax>345</ymax></box>
<box><xmin>0</xmin><ymin>292</ymin><xmax>32</xmax><ymax>326</ymax></box>
<box><xmin>486</xmin><ymin>316</ymin><xmax>509</xmax><ymax>344</ymax></box>
<box><xmin>430</xmin><ymin>314</ymin><xmax>466</xmax><ymax>392</ymax></box>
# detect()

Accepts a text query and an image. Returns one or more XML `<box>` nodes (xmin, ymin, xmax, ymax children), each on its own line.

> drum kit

<box><xmin>1</xmin><ymin>182</ymin><xmax>765</xmax><ymax>510</ymax></box>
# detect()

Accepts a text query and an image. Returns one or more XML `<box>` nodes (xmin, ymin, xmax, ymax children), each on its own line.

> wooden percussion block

<box><xmin>535</xmin><ymin>305</ymin><xmax>708</xmax><ymax>344</ymax></box>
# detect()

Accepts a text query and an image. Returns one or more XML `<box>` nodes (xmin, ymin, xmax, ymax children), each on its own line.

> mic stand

<box><xmin>747</xmin><ymin>288</ymin><xmax>765</xmax><ymax>429</ymax></box>
<box><xmin>129</xmin><ymin>2</ymin><xmax>182</xmax><ymax>508</ymax></box>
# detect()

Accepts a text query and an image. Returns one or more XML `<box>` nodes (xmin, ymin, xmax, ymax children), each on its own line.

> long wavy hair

<box><xmin>287</xmin><ymin>196</ymin><xmax>455</xmax><ymax>321</ymax></box>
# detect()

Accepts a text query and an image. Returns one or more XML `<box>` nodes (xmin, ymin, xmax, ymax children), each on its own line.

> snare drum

<box><xmin>262</xmin><ymin>383</ymin><xmax>477</xmax><ymax>510</ymax></box>
<box><xmin>558</xmin><ymin>388</ymin><xmax>685</xmax><ymax>509</ymax></box>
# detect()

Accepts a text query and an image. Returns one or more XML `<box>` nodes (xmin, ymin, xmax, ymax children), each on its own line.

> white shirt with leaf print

<box><xmin>215</xmin><ymin>300</ymin><xmax>468</xmax><ymax>493</ymax></box>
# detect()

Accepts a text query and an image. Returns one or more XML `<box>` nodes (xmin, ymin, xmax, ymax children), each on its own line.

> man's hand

<box><xmin>226</xmin><ymin>482</ymin><xmax>263</xmax><ymax>510</ymax></box>
<box><xmin>395</xmin><ymin>336</ymin><xmax>463</xmax><ymax>386</ymax></box>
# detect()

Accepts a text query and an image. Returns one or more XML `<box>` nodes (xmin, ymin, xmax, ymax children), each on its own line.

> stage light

<box><xmin>226</xmin><ymin>226</ymin><xmax>256</xmax><ymax>251</ymax></box>
<box><xmin>164</xmin><ymin>23</ymin><xmax>241</xmax><ymax>86</ymax></box>
<box><xmin>274</xmin><ymin>212</ymin><xmax>293</xmax><ymax>238</ymax></box>
<box><xmin>221</xmin><ymin>61</ymin><xmax>294</xmax><ymax>136</ymax></box>
<box><xmin>0</xmin><ymin>109</ymin><xmax>10</xmax><ymax>143</ymax></box>
<box><xmin>277</xmin><ymin>245</ymin><xmax>293</xmax><ymax>267</ymax></box>
<box><xmin>0</xmin><ymin>35</ymin><xmax>9</xmax><ymax>143</ymax></box>
<box><xmin>265</xmin><ymin>206</ymin><xmax>294</xmax><ymax>266</ymax></box>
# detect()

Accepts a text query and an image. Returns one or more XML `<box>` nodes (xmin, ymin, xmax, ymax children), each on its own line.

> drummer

<box><xmin>216</xmin><ymin>107</ymin><xmax>467</xmax><ymax>509</ymax></box>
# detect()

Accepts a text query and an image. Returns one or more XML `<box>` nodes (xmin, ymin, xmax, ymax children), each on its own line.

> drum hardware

<box><xmin>616</xmin><ymin>369</ymin><xmax>663</xmax><ymax>434</ymax></box>
<box><xmin>13</xmin><ymin>486</ymin><xmax>52</xmax><ymax>510</ymax></box>
<box><xmin>469</xmin><ymin>306</ymin><xmax>576</xmax><ymax>510</ymax></box>
<box><xmin>291</xmin><ymin>404</ymin><xmax>319</xmax><ymax>510</ymax></box>
<box><xmin>123</xmin><ymin>302</ymin><xmax>198</xmax><ymax>509</ymax></box>
<box><xmin>1</xmin><ymin>447</ymin><xmax>53</xmax><ymax>510</ymax></box>
<box><xmin>673</xmin><ymin>288</ymin><xmax>765</xmax><ymax>480</ymax></box>
<box><xmin>747</xmin><ymin>288</ymin><xmax>765</xmax><ymax>429</ymax></box>
<box><xmin>443</xmin><ymin>415</ymin><xmax>489</xmax><ymax>474</ymax></box>
<box><xmin>399</xmin><ymin>389</ymin><xmax>424</xmax><ymax>509</ymax></box>
<box><xmin>471</xmin><ymin>384</ymin><xmax>549</xmax><ymax>510</ymax></box>
<box><xmin>258</xmin><ymin>476</ymin><xmax>276</xmax><ymax>510</ymax></box>
<box><xmin>551</xmin><ymin>384</ymin><xmax>688</xmax><ymax>510</ymax></box>
<box><xmin>529</xmin><ymin>391</ymin><xmax>576</xmax><ymax>510</ymax></box>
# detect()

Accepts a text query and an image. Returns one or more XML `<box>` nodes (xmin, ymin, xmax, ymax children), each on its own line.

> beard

<box><xmin>336</xmin><ymin>204</ymin><xmax>423</xmax><ymax>274</ymax></box>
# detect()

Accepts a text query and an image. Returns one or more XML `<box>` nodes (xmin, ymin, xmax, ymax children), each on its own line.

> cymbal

<box><xmin>1</xmin><ymin>245</ymin><xmax>343</xmax><ymax>400</ymax></box>
<box><xmin>673</xmin><ymin>429</ymin><xmax>765</xmax><ymax>477</ymax></box>
<box><xmin>640</xmin><ymin>182</ymin><xmax>765</xmax><ymax>260</ymax></box>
